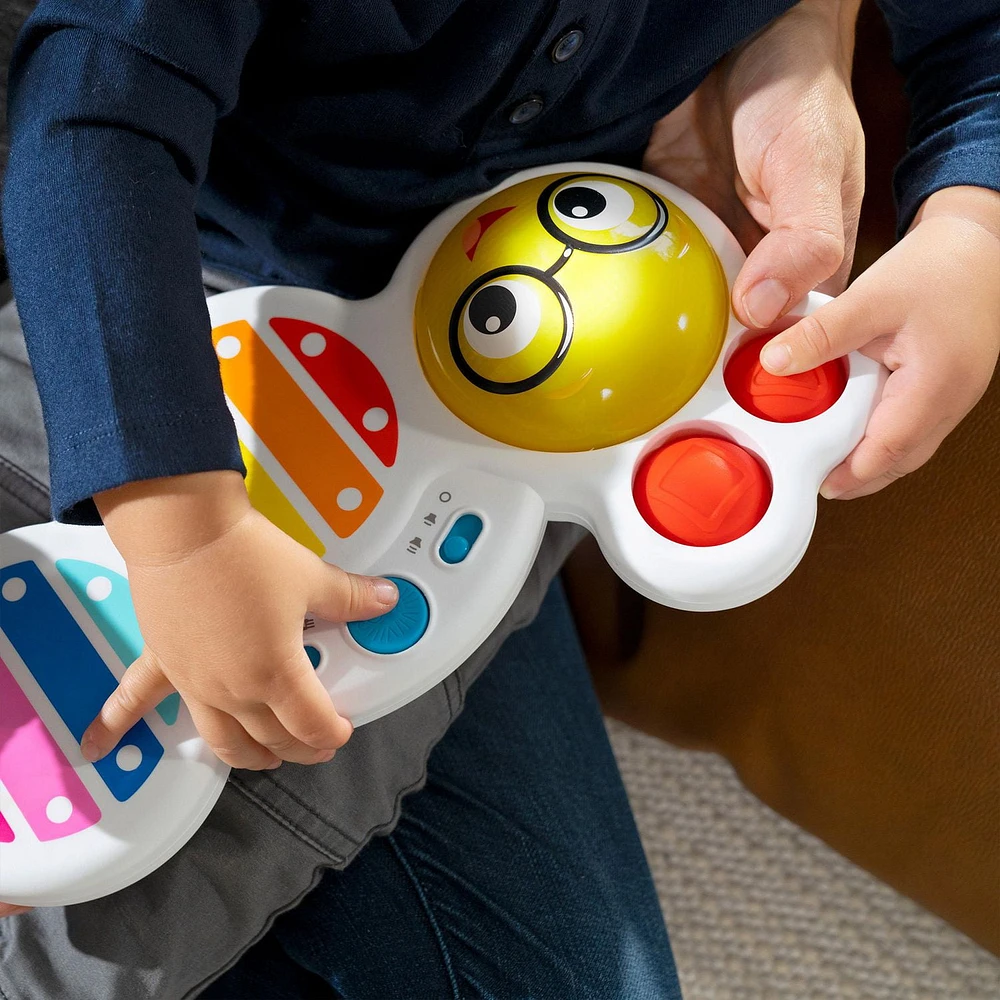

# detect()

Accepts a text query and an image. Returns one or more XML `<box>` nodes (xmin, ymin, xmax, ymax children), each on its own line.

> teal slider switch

<box><xmin>439</xmin><ymin>513</ymin><xmax>484</xmax><ymax>564</ymax></box>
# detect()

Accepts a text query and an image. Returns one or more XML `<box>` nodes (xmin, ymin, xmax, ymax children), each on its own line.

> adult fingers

<box><xmin>733</xmin><ymin>146</ymin><xmax>850</xmax><ymax>329</ymax></box>
<box><xmin>818</xmin><ymin>152</ymin><xmax>865</xmax><ymax>296</ymax></box>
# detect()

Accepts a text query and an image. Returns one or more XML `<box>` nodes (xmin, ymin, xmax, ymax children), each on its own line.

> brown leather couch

<box><xmin>566</xmin><ymin>372</ymin><xmax>999</xmax><ymax>954</ymax></box>
<box><xmin>564</xmin><ymin>6</ymin><xmax>1000</xmax><ymax>955</ymax></box>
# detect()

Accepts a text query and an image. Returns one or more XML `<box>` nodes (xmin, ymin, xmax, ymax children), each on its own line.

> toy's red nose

<box><xmin>462</xmin><ymin>206</ymin><xmax>515</xmax><ymax>260</ymax></box>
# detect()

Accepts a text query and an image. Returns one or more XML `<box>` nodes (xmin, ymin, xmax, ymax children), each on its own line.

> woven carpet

<box><xmin>608</xmin><ymin>720</ymin><xmax>1000</xmax><ymax>1000</ymax></box>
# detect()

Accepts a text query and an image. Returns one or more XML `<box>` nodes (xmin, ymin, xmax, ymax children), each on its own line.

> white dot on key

<box><xmin>46</xmin><ymin>796</ymin><xmax>74</xmax><ymax>824</ymax></box>
<box><xmin>86</xmin><ymin>576</ymin><xmax>113</xmax><ymax>601</ymax></box>
<box><xmin>362</xmin><ymin>407</ymin><xmax>389</xmax><ymax>432</ymax></box>
<box><xmin>116</xmin><ymin>745</ymin><xmax>143</xmax><ymax>772</ymax></box>
<box><xmin>215</xmin><ymin>335</ymin><xmax>242</xmax><ymax>359</ymax></box>
<box><xmin>300</xmin><ymin>332</ymin><xmax>327</xmax><ymax>357</ymax></box>
<box><xmin>336</xmin><ymin>487</ymin><xmax>363</xmax><ymax>511</ymax></box>
<box><xmin>1</xmin><ymin>577</ymin><xmax>26</xmax><ymax>602</ymax></box>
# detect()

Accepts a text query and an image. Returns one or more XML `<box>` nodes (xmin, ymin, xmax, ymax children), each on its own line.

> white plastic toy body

<box><xmin>0</xmin><ymin>525</ymin><xmax>228</xmax><ymax>905</ymax></box>
<box><xmin>0</xmin><ymin>163</ymin><xmax>884</xmax><ymax>905</ymax></box>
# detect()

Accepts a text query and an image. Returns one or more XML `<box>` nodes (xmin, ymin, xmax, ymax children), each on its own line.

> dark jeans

<box><xmin>204</xmin><ymin>581</ymin><xmax>681</xmax><ymax>1000</ymax></box>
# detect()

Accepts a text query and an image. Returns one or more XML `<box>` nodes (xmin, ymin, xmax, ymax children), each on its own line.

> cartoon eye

<box><xmin>450</xmin><ymin>268</ymin><xmax>572</xmax><ymax>394</ymax></box>
<box><xmin>552</xmin><ymin>180</ymin><xmax>635</xmax><ymax>232</ymax></box>
<box><xmin>462</xmin><ymin>279</ymin><xmax>541</xmax><ymax>359</ymax></box>
<box><xmin>539</xmin><ymin>174</ymin><xmax>668</xmax><ymax>252</ymax></box>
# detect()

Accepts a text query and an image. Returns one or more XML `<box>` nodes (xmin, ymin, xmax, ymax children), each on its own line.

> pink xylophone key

<box><xmin>0</xmin><ymin>655</ymin><xmax>102</xmax><ymax>841</ymax></box>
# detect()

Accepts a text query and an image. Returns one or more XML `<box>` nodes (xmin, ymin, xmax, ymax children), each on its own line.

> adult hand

<box><xmin>643</xmin><ymin>0</ymin><xmax>864</xmax><ymax>318</ymax></box>
<box><xmin>645</xmin><ymin>3</ymin><xmax>999</xmax><ymax>498</ymax></box>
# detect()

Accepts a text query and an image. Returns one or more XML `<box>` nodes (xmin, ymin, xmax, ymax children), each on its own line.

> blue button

<box><xmin>439</xmin><ymin>513</ymin><xmax>484</xmax><ymax>564</ymax></box>
<box><xmin>304</xmin><ymin>645</ymin><xmax>322</xmax><ymax>668</ymax></box>
<box><xmin>347</xmin><ymin>577</ymin><xmax>429</xmax><ymax>654</ymax></box>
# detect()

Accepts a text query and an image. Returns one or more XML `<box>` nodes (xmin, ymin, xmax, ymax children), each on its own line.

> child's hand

<box><xmin>81</xmin><ymin>471</ymin><xmax>398</xmax><ymax>770</ymax></box>
<box><xmin>760</xmin><ymin>186</ymin><xmax>1000</xmax><ymax>499</ymax></box>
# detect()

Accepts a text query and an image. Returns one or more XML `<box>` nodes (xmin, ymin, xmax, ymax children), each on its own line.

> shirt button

<box><xmin>508</xmin><ymin>96</ymin><xmax>545</xmax><ymax>125</ymax></box>
<box><xmin>551</xmin><ymin>28</ymin><xmax>584</xmax><ymax>63</ymax></box>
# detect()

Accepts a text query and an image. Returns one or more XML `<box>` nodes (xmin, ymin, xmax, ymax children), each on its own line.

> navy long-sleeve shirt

<box><xmin>3</xmin><ymin>0</ymin><xmax>999</xmax><ymax>522</ymax></box>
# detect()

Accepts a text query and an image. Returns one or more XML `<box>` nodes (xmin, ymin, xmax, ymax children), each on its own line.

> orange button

<box><xmin>634</xmin><ymin>436</ymin><xmax>771</xmax><ymax>546</ymax></box>
<box><xmin>725</xmin><ymin>334</ymin><xmax>847</xmax><ymax>422</ymax></box>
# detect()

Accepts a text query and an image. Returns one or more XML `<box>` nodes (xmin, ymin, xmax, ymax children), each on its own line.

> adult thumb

<box><xmin>733</xmin><ymin>165</ymin><xmax>848</xmax><ymax>330</ymax></box>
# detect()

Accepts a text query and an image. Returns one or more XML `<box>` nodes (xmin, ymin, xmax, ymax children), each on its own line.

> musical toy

<box><xmin>0</xmin><ymin>163</ymin><xmax>885</xmax><ymax>905</ymax></box>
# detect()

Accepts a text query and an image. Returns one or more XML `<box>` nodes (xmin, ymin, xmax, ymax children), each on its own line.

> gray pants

<box><xmin>0</xmin><ymin>286</ymin><xmax>583</xmax><ymax>999</ymax></box>
<box><xmin>0</xmin><ymin>286</ymin><xmax>49</xmax><ymax>532</ymax></box>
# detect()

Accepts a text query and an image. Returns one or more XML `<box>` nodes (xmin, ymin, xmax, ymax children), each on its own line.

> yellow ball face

<box><xmin>414</xmin><ymin>172</ymin><xmax>730</xmax><ymax>452</ymax></box>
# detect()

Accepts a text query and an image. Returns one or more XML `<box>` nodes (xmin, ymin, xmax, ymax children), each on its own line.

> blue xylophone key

<box><xmin>56</xmin><ymin>559</ymin><xmax>181</xmax><ymax>726</ymax></box>
<box><xmin>0</xmin><ymin>561</ymin><xmax>163</xmax><ymax>802</ymax></box>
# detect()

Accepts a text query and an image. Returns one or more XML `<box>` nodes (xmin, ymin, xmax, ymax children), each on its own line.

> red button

<box><xmin>725</xmin><ymin>334</ymin><xmax>847</xmax><ymax>422</ymax></box>
<box><xmin>634</xmin><ymin>436</ymin><xmax>771</xmax><ymax>546</ymax></box>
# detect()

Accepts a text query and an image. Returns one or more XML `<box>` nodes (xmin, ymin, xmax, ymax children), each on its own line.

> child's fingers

<box><xmin>307</xmin><ymin>560</ymin><xmax>397</xmax><ymax>624</ymax></box>
<box><xmin>0</xmin><ymin>904</ymin><xmax>33</xmax><ymax>917</ymax></box>
<box><xmin>824</xmin><ymin>433</ymin><xmax>945</xmax><ymax>501</ymax></box>
<box><xmin>187</xmin><ymin>702</ymin><xmax>281</xmax><ymax>771</ymax></box>
<box><xmin>758</xmin><ymin>274</ymin><xmax>903</xmax><ymax>377</ymax></box>
<box><xmin>820</xmin><ymin>368</ymin><xmax>949</xmax><ymax>499</ymax></box>
<box><xmin>81</xmin><ymin>653</ymin><xmax>176</xmax><ymax>762</ymax></box>
<box><xmin>239</xmin><ymin>702</ymin><xmax>339</xmax><ymax>766</ymax></box>
<box><xmin>268</xmin><ymin>659</ymin><xmax>353</xmax><ymax>754</ymax></box>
